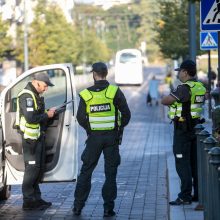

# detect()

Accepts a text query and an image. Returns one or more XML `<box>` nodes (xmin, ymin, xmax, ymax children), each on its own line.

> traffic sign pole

<box><xmin>201</xmin><ymin>0</ymin><xmax>220</xmax><ymax>104</ymax></box>
<box><xmin>208</xmin><ymin>50</ymin><xmax>212</xmax><ymax>118</ymax></box>
<box><xmin>218</xmin><ymin>32</ymin><xmax>220</xmax><ymax>83</ymax></box>
<box><xmin>189</xmin><ymin>2</ymin><xmax>196</xmax><ymax>61</ymax></box>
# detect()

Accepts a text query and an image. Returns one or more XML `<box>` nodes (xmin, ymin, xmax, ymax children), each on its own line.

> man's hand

<box><xmin>47</xmin><ymin>107</ymin><xmax>56</xmax><ymax>118</ymax></box>
<box><xmin>117</xmin><ymin>127</ymin><xmax>124</xmax><ymax>145</ymax></box>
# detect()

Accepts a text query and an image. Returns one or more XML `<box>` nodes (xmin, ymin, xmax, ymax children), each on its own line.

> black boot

<box><xmin>73</xmin><ymin>207</ymin><xmax>82</xmax><ymax>216</ymax></box>
<box><xmin>103</xmin><ymin>210</ymin><xmax>116</xmax><ymax>217</ymax></box>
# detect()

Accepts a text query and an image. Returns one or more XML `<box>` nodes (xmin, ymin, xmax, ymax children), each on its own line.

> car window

<box><xmin>10</xmin><ymin>75</ymin><xmax>32</xmax><ymax>112</ymax></box>
<box><xmin>9</xmin><ymin>69</ymin><xmax>66</xmax><ymax>112</ymax></box>
<box><xmin>43</xmin><ymin>69</ymin><xmax>66</xmax><ymax>109</ymax></box>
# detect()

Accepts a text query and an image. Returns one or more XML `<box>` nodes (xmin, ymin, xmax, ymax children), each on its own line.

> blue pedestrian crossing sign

<box><xmin>200</xmin><ymin>32</ymin><xmax>218</xmax><ymax>50</ymax></box>
<box><xmin>201</xmin><ymin>0</ymin><xmax>220</xmax><ymax>30</ymax></box>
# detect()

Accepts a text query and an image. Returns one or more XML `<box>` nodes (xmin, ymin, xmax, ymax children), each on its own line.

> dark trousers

<box><xmin>173</xmin><ymin>125</ymin><xmax>198</xmax><ymax>201</ymax></box>
<box><xmin>147</xmin><ymin>93</ymin><xmax>152</xmax><ymax>104</ymax></box>
<box><xmin>74</xmin><ymin>132</ymin><xmax>121</xmax><ymax>211</ymax></box>
<box><xmin>22</xmin><ymin>136</ymin><xmax>45</xmax><ymax>202</ymax></box>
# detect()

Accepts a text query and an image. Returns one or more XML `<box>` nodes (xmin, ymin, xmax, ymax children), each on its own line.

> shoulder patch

<box><xmin>26</xmin><ymin>98</ymin><xmax>34</xmax><ymax>107</ymax></box>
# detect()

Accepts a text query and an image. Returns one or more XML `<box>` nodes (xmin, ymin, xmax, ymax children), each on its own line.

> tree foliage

<box><xmin>15</xmin><ymin>0</ymin><xmax>110</xmax><ymax>68</ymax></box>
<box><xmin>15</xmin><ymin>0</ymin><xmax>76</xmax><ymax>66</ymax></box>
<box><xmin>73</xmin><ymin>4</ymin><xmax>140</xmax><ymax>58</ymax></box>
<box><xmin>71</xmin><ymin>28</ymin><xmax>110</xmax><ymax>65</ymax></box>
<box><xmin>155</xmin><ymin>0</ymin><xmax>202</xmax><ymax>60</ymax></box>
<box><xmin>103</xmin><ymin>5</ymin><xmax>140</xmax><ymax>53</ymax></box>
<box><xmin>132</xmin><ymin>0</ymin><xmax>161</xmax><ymax>61</ymax></box>
<box><xmin>0</xmin><ymin>16</ymin><xmax>13</xmax><ymax>62</ymax></box>
<box><xmin>10</xmin><ymin>0</ymin><xmax>203</xmax><ymax>68</ymax></box>
<box><xmin>29</xmin><ymin>4</ymin><xmax>76</xmax><ymax>66</ymax></box>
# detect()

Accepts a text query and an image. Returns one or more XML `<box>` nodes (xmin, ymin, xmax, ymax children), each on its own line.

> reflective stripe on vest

<box><xmin>16</xmin><ymin>89</ymin><xmax>41</xmax><ymax>140</ymax></box>
<box><xmin>80</xmin><ymin>85</ymin><xmax>119</xmax><ymax>130</ymax></box>
<box><xmin>168</xmin><ymin>81</ymin><xmax>206</xmax><ymax>120</ymax></box>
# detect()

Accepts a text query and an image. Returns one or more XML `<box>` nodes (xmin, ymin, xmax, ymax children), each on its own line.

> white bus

<box><xmin>114</xmin><ymin>49</ymin><xmax>143</xmax><ymax>85</ymax></box>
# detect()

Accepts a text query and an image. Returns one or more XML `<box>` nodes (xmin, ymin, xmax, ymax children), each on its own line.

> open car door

<box><xmin>0</xmin><ymin>63</ymin><xmax>78</xmax><ymax>186</ymax></box>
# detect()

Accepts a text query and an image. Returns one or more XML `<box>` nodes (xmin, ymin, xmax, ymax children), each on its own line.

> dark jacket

<box><xmin>77</xmin><ymin>80</ymin><xmax>131</xmax><ymax>134</ymax></box>
<box><xmin>18</xmin><ymin>82</ymin><xmax>48</xmax><ymax>131</ymax></box>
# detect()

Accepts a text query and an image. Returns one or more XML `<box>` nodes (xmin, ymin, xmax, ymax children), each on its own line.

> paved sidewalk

<box><xmin>167</xmin><ymin>147</ymin><xmax>204</xmax><ymax>220</ymax></box>
<box><xmin>166</xmin><ymin>100</ymin><xmax>215</xmax><ymax>220</ymax></box>
<box><xmin>162</xmin><ymin>97</ymin><xmax>205</xmax><ymax>220</ymax></box>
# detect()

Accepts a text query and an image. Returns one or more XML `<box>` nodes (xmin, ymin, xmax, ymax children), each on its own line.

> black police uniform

<box><xmin>18</xmin><ymin>82</ymin><xmax>49</xmax><ymax>207</ymax></box>
<box><xmin>74</xmin><ymin>80</ymin><xmax>131</xmax><ymax>213</ymax></box>
<box><xmin>171</xmin><ymin>80</ymin><xmax>199</xmax><ymax>202</ymax></box>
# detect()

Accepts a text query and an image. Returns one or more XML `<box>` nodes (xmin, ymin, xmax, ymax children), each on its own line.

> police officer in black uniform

<box><xmin>17</xmin><ymin>73</ymin><xmax>55</xmax><ymax>210</ymax></box>
<box><xmin>161</xmin><ymin>60</ymin><xmax>206</xmax><ymax>205</ymax></box>
<box><xmin>73</xmin><ymin>62</ymin><xmax>131</xmax><ymax>217</ymax></box>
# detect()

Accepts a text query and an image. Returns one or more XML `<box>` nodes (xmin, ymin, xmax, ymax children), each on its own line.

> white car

<box><xmin>0</xmin><ymin>63</ymin><xmax>78</xmax><ymax>200</ymax></box>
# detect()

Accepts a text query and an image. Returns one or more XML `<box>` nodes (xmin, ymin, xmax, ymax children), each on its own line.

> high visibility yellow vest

<box><xmin>80</xmin><ymin>85</ymin><xmax>120</xmax><ymax>130</ymax></box>
<box><xmin>168</xmin><ymin>81</ymin><xmax>206</xmax><ymax>120</ymax></box>
<box><xmin>16</xmin><ymin>89</ymin><xmax>41</xmax><ymax>140</ymax></box>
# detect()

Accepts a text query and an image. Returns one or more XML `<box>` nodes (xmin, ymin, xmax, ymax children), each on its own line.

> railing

<box><xmin>195</xmin><ymin>120</ymin><xmax>220</xmax><ymax>220</ymax></box>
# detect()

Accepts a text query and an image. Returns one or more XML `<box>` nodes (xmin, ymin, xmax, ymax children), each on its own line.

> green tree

<box><xmin>73</xmin><ymin>4</ymin><xmax>141</xmax><ymax>57</ymax></box>
<box><xmin>155</xmin><ymin>0</ymin><xmax>188</xmax><ymax>59</ymax></box>
<box><xmin>29</xmin><ymin>5</ymin><xmax>76</xmax><ymax>66</ymax></box>
<box><xmin>132</xmin><ymin>0</ymin><xmax>161</xmax><ymax>62</ymax></box>
<box><xmin>155</xmin><ymin>0</ymin><xmax>202</xmax><ymax>60</ymax></box>
<box><xmin>71</xmin><ymin>28</ymin><xmax>110</xmax><ymax>65</ymax></box>
<box><xmin>0</xmin><ymin>16</ymin><xmax>13</xmax><ymax>62</ymax></box>
<box><xmin>15</xmin><ymin>1</ymin><xmax>110</xmax><ymax>68</ymax></box>
<box><xmin>103</xmin><ymin>5</ymin><xmax>140</xmax><ymax>53</ymax></box>
<box><xmin>15</xmin><ymin>0</ymin><xmax>77</xmax><ymax>67</ymax></box>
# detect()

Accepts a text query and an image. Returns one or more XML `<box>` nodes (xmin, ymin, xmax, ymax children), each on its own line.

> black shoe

<box><xmin>73</xmin><ymin>207</ymin><xmax>82</xmax><ymax>216</ymax></box>
<box><xmin>169</xmin><ymin>198</ymin><xmax>191</xmax><ymax>206</ymax></box>
<box><xmin>38</xmin><ymin>199</ymin><xmax>52</xmax><ymax>207</ymax></box>
<box><xmin>22</xmin><ymin>201</ymin><xmax>37</xmax><ymax>210</ymax></box>
<box><xmin>192</xmin><ymin>196</ymin><xmax>198</xmax><ymax>202</ymax></box>
<box><xmin>22</xmin><ymin>201</ymin><xmax>48</xmax><ymax>210</ymax></box>
<box><xmin>103</xmin><ymin>210</ymin><xmax>116</xmax><ymax>217</ymax></box>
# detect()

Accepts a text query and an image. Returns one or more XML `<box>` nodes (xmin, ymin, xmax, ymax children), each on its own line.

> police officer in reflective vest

<box><xmin>73</xmin><ymin>62</ymin><xmax>131</xmax><ymax>217</ymax></box>
<box><xmin>16</xmin><ymin>73</ymin><xmax>55</xmax><ymax>210</ymax></box>
<box><xmin>161</xmin><ymin>60</ymin><xmax>206</xmax><ymax>205</ymax></box>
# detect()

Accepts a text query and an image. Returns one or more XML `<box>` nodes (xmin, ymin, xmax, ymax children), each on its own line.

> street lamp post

<box><xmin>81</xmin><ymin>14</ymin><xmax>86</xmax><ymax>75</ymax></box>
<box><xmin>24</xmin><ymin>0</ymin><xmax>29</xmax><ymax>71</ymax></box>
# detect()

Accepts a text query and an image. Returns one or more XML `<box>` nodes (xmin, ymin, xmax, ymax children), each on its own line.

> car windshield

<box><xmin>119</xmin><ymin>53</ymin><xmax>137</xmax><ymax>63</ymax></box>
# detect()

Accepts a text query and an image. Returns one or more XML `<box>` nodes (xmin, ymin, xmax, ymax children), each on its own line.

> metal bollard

<box><xmin>212</xmin><ymin>105</ymin><xmax>220</xmax><ymax>139</ymax></box>
<box><xmin>195</xmin><ymin>129</ymin><xmax>210</xmax><ymax>211</ymax></box>
<box><xmin>208</xmin><ymin>147</ymin><xmax>220</xmax><ymax>220</ymax></box>
<box><xmin>211</xmin><ymin>88</ymin><xmax>220</xmax><ymax>106</ymax></box>
<box><xmin>194</xmin><ymin>124</ymin><xmax>205</xmax><ymax>135</ymax></box>
<box><xmin>203</xmin><ymin>137</ymin><xmax>218</xmax><ymax>220</ymax></box>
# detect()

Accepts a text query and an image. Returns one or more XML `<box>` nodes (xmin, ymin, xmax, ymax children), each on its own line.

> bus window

<box><xmin>119</xmin><ymin>53</ymin><xmax>137</xmax><ymax>63</ymax></box>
